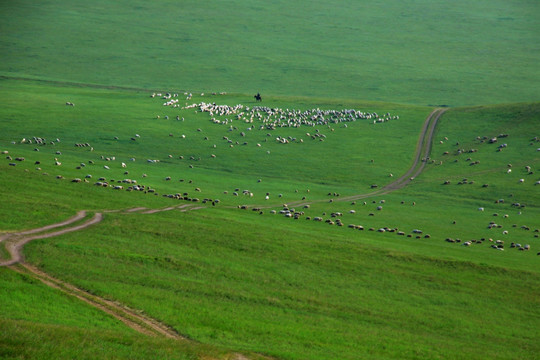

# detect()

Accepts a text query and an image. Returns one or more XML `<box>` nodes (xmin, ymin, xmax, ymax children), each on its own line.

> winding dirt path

<box><xmin>341</xmin><ymin>107</ymin><xmax>448</xmax><ymax>201</ymax></box>
<box><xmin>265</xmin><ymin>108</ymin><xmax>448</xmax><ymax>208</ymax></box>
<box><xmin>0</xmin><ymin>211</ymin><xmax>90</xmax><ymax>266</ymax></box>
<box><xmin>0</xmin><ymin>213</ymin><xmax>102</xmax><ymax>266</ymax></box>
<box><xmin>0</xmin><ymin>203</ymin><xmax>206</xmax><ymax>267</ymax></box>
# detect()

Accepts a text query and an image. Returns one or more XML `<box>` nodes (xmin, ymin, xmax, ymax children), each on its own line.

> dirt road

<box><xmin>281</xmin><ymin>108</ymin><xmax>448</xmax><ymax>207</ymax></box>
<box><xmin>342</xmin><ymin>107</ymin><xmax>448</xmax><ymax>201</ymax></box>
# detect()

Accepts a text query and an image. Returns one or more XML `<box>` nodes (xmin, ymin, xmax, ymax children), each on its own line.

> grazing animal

<box><xmin>254</xmin><ymin>92</ymin><xmax>262</xmax><ymax>102</ymax></box>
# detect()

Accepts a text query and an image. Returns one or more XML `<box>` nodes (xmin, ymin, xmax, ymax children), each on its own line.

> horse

<box><xmin>254</xmin><ymin>92</ymin><xmax>262</xmax><ymax>102</ymax></box>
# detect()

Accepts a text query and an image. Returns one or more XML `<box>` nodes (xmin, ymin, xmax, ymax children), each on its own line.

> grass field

<box><xmin>1</xmin><ymin>81</ymin><xmax>538</xmax><ymax>359</ymax></box>
<box><xmin>1</xmin><ymin>0</ymin><xmax>539</xmax><ymax>106</ymax></box>
<box><xmin>1</xmin><ymin>0</ymin><xmax>539</xmax><ymax>359</ymax></box>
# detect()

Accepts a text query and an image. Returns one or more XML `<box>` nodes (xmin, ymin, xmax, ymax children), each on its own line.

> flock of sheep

<box><xmin>233</xmin><ymin>197</ymin><xmax>539</xmax><ymax>254</ymax></box>
<box><xmin>180</xmin><ymin>102</ymin><xmax>399</xmax><ymax>129</ymax></box>
<box><xmin>9</xmin><ymin>135</ymin><xmax>537</xmax><ymax>254</ymax></box>
<box><xmin>2</xmin><ymin>93</ymin><xmax>538</xmax><ymax>257</ymax></box>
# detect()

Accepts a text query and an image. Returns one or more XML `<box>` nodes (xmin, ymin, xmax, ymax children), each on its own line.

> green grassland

<box><xmin>1</xmin><ymin>319</ymin><xmax>233</xmax><ymax>360</ymax></box>
<box><xmin>20</xmin><ymin>209</ymin><xmax>540</xmax><ymax>360</ymax></box>
<box><xmin>0</xmin><ymin>268</ymin><xmax>129</xmax><ymax>331</ymax></box>
<box><xmin>1</xmin><ymin>80</ymin><xmax>539</xmax><ymax>359</ymax></box>
<box><xmin>1</xmin><ymin>0</ymin><xmax>539</xmax><ymax>359</ymax></box>
<box><xmin>1</xmin><ymin>319</ymin><xmax>193</xmax><ymax>360</ymax></box>
<box><xmin>1</xmin><ymin>0</ymin><xmax>539</xmax><ymax>106</ymax></box>
<box><xmin>0</xmin><ymin>264</ymin><xmax>264</xmax><ymax>359</ymax></box>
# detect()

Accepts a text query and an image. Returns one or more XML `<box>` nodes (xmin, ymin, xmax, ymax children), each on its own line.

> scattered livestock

<box><xmin>9</xmin><ymin>144</ymin><xmax>536</xmax><ymax>255</ymax></box>
<box><xmin>4</xmin><ymin>97</ymin><xmax>539</xmax><ymax>261</ymax></box>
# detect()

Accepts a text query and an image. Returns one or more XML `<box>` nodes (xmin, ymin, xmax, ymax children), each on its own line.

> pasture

<box><xmin>1</xmin><ymin>0</ymin><xmax>539</xmax><ymax>106</ymax></box>
<box><xmin>1</xmin><ymin>80</ymin><xmax>539</xmax><ymax>359</ymax></box>
<box><xmin>1</xmin><ymin>0</ymin><xmax>539</xmax><ymax>359</ymax></box>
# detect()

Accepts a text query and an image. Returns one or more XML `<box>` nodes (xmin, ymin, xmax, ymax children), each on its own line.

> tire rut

<box><xmin>9</xmin><ymin>263</ymin><xmax>184</xmax><ymax>339</ymax></box>
<box><xmin>0</xmin><ymin>213</ymin><xmax>102</xmax><ymax>266</ymax></box>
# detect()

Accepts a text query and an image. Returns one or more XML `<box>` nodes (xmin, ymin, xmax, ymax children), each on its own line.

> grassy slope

<box><xmin>0</xmin><ymin>82</ymin><xmax>537</xmax><ymax>359</ymax></box>
<box><xmin>23</xmin><ymin>210</ymin><xmax>540</xmax><ymax>360</ymax></box>
<box><xmin>0</xmin><ymin>319</ymin><xmax>230</xmax><ymax>360</ymax></box>
<box><xmin>0</xmin><ymin>268</ymin><xmax>202</xmax><ymax>359</ymax></box>
<box><xmin>0</xmin><ymin>0</ymin><xmax>539</xmax><ymax>106</ymax></box>
<box><xmin>0</xmin><ymin>268</ymin><xmax>129</xmax><ymax>331</ymax></box>
<box><xmin>0</xmin><ymin>266</ymin><xmax>264</xmax><ymax>359</ymax></box>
